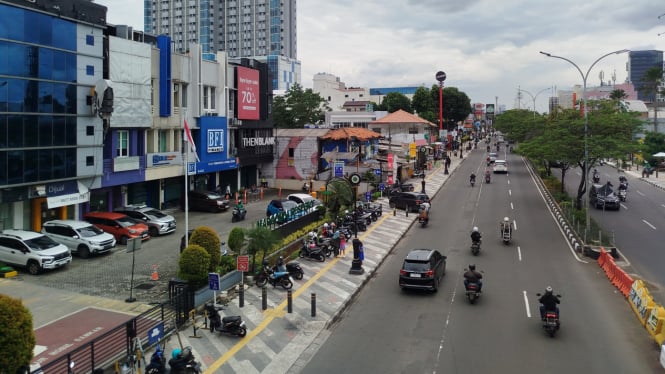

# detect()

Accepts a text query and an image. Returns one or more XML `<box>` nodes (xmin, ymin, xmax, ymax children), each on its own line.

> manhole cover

<box><xmin>134</xmin><ymin>283</ymin><xmax>156</xmax><ymax>290</ymax></box>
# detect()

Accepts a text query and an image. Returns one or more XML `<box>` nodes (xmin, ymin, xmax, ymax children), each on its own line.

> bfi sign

<box><xmin>207</xmin><ymin>129</ymin><xmax>225</xmax><ymax>153</ymax></box>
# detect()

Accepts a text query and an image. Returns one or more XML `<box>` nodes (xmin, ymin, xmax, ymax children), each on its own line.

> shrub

<box><xmin>0</xmin><ymin>294</ymin><xmax>35</xmax><ymax>372</ymax></box>
<box><xmin>177</xmin><ymin>245</ymin><xmax>211</xmax><ymax>288</ymax></box>
<box><xmin>227</xmin><ymin>227</ymin><xmax>245</xmax><ymax>253</ymax></box>
<box><xmin>217</xmin><ymin>255</ymin><xmax>236</xmax><ymax>274</ymax></box>
<box><xmin>190</xmin><ymin>226</ymin><xmax>221</xmax><ymax>271</ymax></box>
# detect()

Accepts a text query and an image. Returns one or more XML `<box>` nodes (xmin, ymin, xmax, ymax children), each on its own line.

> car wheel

<box><xmin>432</xmin><ymin>278</ymin><xmax>439</xmax><ymax>292</ymax></box>
<box><xmin>148</xmin><ymin>227</ymin><xmax>159</xmax><ymax>237</ymax></box>
<box><xmin>78</xmin><ymin>245</ymin><xmax>91</xmax><ymax>259</ymax></box>
<box><xmin>231</xmin><ymin>215</ymin><xmax>237</xmax><ymax>223</ymax></box>
<box><xmin>27</xmin><ymin>260</ymin><xmax>41</xmax><ymax>275</ymax></box>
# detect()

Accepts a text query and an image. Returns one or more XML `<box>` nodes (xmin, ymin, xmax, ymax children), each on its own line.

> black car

<box><xmin>183</xmin><ymin>190</ymin><xmax>230</xmax><ymax>212</ymax></box>
<box><xmin>389</xmin><ymin>192</ymin><xmax>430</xmax><ymax>212</ymax></box>
<box><xmin>399</xmin><ymin>249</ymin><xmax>446</xmax><ymax>292</ymax></box>
<box><xmin>590</xmin><ymin>183</ymin><xmax>621</xmax><ymax>210</ymax></box>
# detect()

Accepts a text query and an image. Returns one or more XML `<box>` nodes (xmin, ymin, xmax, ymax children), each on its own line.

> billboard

<box><xmin>237</xmin><ymin>66</ymin><xmax>260</xmax><ymax>120</ymax></box>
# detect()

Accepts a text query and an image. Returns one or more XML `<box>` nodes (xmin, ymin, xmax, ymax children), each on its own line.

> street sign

<box><xmin>349</xmin><ymin>173</ymin><xmax>361</xmax><ymax>185</ymax></box>
<box><xmin>374</xmin><ymin>168</ymin><xmax>382</xmax><ymax>176</ymax></box>
<box><xmin>208</xmin><ymin>272</ymin><xmax>220</xmax><ymax>291</ymax></box>
<box><xmin>436</xmin><ymin>71</ymin><xmax>447</xmax><ymax>82</ymax></box>
<box><xmin>365</xmin><ymin>191</ymin><xmax>371</xmax><ymax>202</ymax></box>
<box><xmin>379</xmin><ymin>183</ymin><xmax>385</xmax><ymax>191</ymax></box>
<box><xmin>147</xmin><ymin>322</ymin><xmax>164</xmax><ymax>346</ymax></box>
<box><xmin>237</xmin><ymin>255</ymin><xmax>249</xmax><ymax>272</ymax></box>
<box><xmin>334</xmin><ymin>162</ymin><xmax>344</xmax><ymax>178</ymax></box>
<box><xmin>187</xmin><ymin>162</ymin><xmax>196</xmax><ymax>175</ymax></box>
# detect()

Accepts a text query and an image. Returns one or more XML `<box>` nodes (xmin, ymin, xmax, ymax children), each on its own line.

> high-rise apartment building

<box><xmin>628</xmin><ymin>50</ymin><xmax>664</xmax><ymax>102</ymax></box>
<box><xmin>144</xmin><ymin>0</ymin><xmax>298</xmax><ymax>81</ymax></box>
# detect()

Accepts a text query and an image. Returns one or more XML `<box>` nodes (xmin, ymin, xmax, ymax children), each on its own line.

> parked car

<box><xmin>183</xmin><ymin>190</ymin><xmax>230</xmax><ymax>213</ymax></box>
<box><xmin>115</xmin><ymin>204</ymin><xmax>176</xmax><ymax>237</ymax></box>
<box><xmin>0</xmin><ymin>229</ymin><xmax>72</xmax><ymax>275</ymax></box>
<box><xmin>42</xmin><ymin>220</ymin><xmax>116</xmax><ymax>258</ymax></box>
<box><xmin>287</xmin><ymin>193</ymin><xmax>322</xmax><ymax>207</ymax></box>
<box><xmin>493</xmin><ymin>160</ymin><xmax>508</xmax><ymax>174</ymax></box>
<box><xmin>83</xmin><ymin>212</ymin><xmax>150</xmax><ymax>245</ymax></box>
<box><xmin>388</xmin><ymin>192</ymin><xmax>430</xmax><ymax>212</ymax></box>
<box><xmin>590</xmin><ymin>183</ymin><xmax>621</xmax><ymax>210</ymax></box>
<box><xmin>399</xmin><ymin>248</ymin><xmax>446</xmax><ymax>292</ymax></box>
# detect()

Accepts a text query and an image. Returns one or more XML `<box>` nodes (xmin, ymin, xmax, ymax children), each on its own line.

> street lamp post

<box><xmin>517</xmin><ymin>87</ymin><xmax>551</xmax><ymax>119</ymax></box>
<box><xmin>540</xmin><ymin>49</ymin><xmax>629</xmax><ymax>242</ymax></box>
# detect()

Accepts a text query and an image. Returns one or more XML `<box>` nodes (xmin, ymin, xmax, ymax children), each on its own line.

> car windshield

<box><xmin>117</xmin><ymin>216</ymin><xmax>141</xmax><ymax>227</ymax></box>
<box><xmin>78</xmin><ymin>225</ymin><xmax>104</xmax><ymax>237</ymax></box>
<box><xmin>143</xmin><ymin>209</ymin><xmax>167</xmax><ymax>218</ymax></box>
<box><xmin>205</xmin><ymin>192</ymin><xmax>224</xmax><ymax>199</ymax></box>
<box><xmin>282</xmin><ymin>201</ymin><xmax>299</xmax><ymax>210</ymax></box>
<box><xmin>25</xmin><ymin>235</ymin><xmax>60</xmax><ymax>251</ymax></box>
<box><xmin>489</xmin><ymin>153</ymin><xmax>498</xmax><ymax>158</ymax></box>
<box><xmin>403</xmin><ymin>261</ymin><xmax>430</xmax><ymax>272</ymax></box>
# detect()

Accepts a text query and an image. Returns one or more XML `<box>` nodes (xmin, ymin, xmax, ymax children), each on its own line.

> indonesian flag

<box><xmin>183</xmin><ymin>118</ymin><xmax>200</xmax><ymax>162</ymax></box>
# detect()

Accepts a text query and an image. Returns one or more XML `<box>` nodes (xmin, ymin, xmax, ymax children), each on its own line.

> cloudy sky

<box><xmin>98</xmin><ymin>0</ymin><xmax>664</xmax><ymax>112</ymax></box>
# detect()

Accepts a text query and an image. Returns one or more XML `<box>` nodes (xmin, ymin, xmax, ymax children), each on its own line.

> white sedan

<box><xmin>493</xmin><ymin>160</ymin><xmax>508</xmax><ymax>173</ymax></box>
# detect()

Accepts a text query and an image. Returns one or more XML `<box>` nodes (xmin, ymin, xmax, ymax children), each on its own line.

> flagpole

<box><xmin>184</xmin><ymin>109</ymin><xmax>189</xmax><ymax>248</ymax></box>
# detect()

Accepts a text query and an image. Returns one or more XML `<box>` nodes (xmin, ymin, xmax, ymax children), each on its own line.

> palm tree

<box><xmin>641</xmin><ymin>66</ymin><xmax>664</xmax><ymax>132</ymax></box>
<box><xmin>325</xmin><ymin>178</ymin><xmax>355</xmax><ymax>220</ymax></box>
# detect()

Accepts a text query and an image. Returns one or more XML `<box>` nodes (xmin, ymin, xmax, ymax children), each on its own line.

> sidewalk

<box><xmin>606</xmin><ymin>161</ymin><xmax>665</xmax><ymax>191</ymax></box>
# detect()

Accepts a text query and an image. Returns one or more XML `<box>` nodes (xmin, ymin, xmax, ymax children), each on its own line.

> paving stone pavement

<box><xmin>0</xmin><ymin>153</ymin><xmax>469</xmax><ymax>373</ymax></box>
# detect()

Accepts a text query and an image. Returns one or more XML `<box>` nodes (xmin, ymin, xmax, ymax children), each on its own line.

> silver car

<box><xmin>115</xmin><ymin>205</ymin><xmax>177</xmax><ymax>237</ymax></box>
<box><xmin>42</xmin><ymin>220</ymin><xmax>116</xmax><ymax>258</ymax></box>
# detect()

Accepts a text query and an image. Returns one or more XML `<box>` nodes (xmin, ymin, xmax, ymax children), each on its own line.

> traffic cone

<box><xmin>151</xmin><ymin>264</ymin><xmax>159</xmax><ymax>281</ymax></box>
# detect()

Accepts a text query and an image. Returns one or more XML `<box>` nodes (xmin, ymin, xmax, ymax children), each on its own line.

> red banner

<box><xmin>237</xmin><ymin>66</ymin><xmax>260</xmax><ymax>120</ymax></box>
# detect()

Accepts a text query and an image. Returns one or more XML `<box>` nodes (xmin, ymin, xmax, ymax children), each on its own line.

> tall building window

<box><xmin>117</xmin><ymin>130</ymin><xmax>129</xmax><ymax>157</ymax></box>
<box><xmin>158</xmin><ymin>130</ymin><xmax>167</xmax><ymax>152</ymax></box>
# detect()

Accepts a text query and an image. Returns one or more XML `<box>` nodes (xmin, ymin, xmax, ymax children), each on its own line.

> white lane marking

<box><xmin>509</xmin><ymin>189</ymin><xmax>512</xmax><ymax>196</ymax></box>
<box><xmin>433</xmin><ymin>269</ymin><xmax>462</xmax><ymax>373</ymax></box>
<box><xmin>512</xmin><ymin>220</ymin><xmax>517</xmax><ymax>231</ymax></box>
<box><xmin>642</xmin><ymin>219</ymin><xmax>657</xmax><ymax>230</ymax></box>
<box><xmin>510</xmin><ymin>202</ymin><xmax>514</xmax><ymax>210</ymax></box>
<box><xmin>621</xmin><ymin>203</ymin><xmax>628</xmax><ymax>210</ymax></box>
<box><xmin>637</xmin><ymin>190</ymin><xmax>645</xmax><ymax>196</ymax></box>
<box><xmin>523</xmin><ymin>291</ymin><xmax>531</xmax><ymax>318</ymax></box>
<box><xmin>662</xmin><ymin>204</ymin><xmax>665</xmax><ymax>208</ymax></box>
<box><xmin>517</xmin><ymin>246</ymin><xmax>522</xmax><ymax>261</ymax></box>
<box><xmin>508</xmin><ymin>180</ymin><xmax>511</xmax><ymax>185</ymax></box>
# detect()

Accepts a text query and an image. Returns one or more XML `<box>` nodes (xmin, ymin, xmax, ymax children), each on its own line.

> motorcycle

<box><xmin>231</xmin><ymin>207</ymin><xmax>247</xmax><ymax>222</ymax></box>
<box><xmin>471</xmin><ymin>240</ymin><xmax>481</xmax><ymax>256</ymax></box>
<box><xmin>501</xmin><ymin>228</ymin><xmax>512</xmax><ymax>244</ymax></box>
<box><xmin>537</xmin><ymin>293</ymin><xmax>562</xmax><ymax>338</ymax></box>
<box><xmin>465</xmin><ymin>282</ymin><xmax>482</xmax><ymax>304</ymax></box>
<box><xmin>274</xmin><ymin>261</ymin><xmax>304</xmax><ymax>280</ymax></box>
<box><xmin>470</xmin><ymin>176</ymin><xmax>476</xmax><ymax>187</ymax></box>
<box><xmin>299</xmin><ymin>240</ymin><xmax>326</xmax><ymax>262</ymax></box>
<box><xmin>204</xmin><ymin>303</ymin><xmax>247</xmax><ymax>337</ymax></box>
<box><xmin>485</xmin><ymin>172</ymin><xmax>491</xmax><ymax>184</ymax></box>
<box><xmin>168</xmin><ymin>346</ymin><xmax>202</xmax><ymax>374</ymax></box>
<box><xmin>418</xmin><ymin>205</ymin><xmax>429</xmax><ymax>228</ymax></box>
<box><xmin>618</xmin><ymin>188</ymin><xmax>627</xmax><ymax>202</ymax></box>
<box><xmin>255</xmin><ymin>265</ymin><xmax>293</xmax><ymax>290</ymax></box>
<box><xmin>146</xmin><ymin>345</ymin><xmax>166</xmax><ymax>374</ymax></box>
<box><xmin>592</xmin><ymin>170</ymin><xmax>600</xmax><ymax>184</ymax></box>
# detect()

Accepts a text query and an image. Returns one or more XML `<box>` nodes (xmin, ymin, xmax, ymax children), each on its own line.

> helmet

<box><xmin>504</xmin><ymin>217</ymin><xmax>509</xmax><ymax>222</ymax></box>
<box><xmin>345</xmin><ymin>210</ymin><xmax>349</xmax><ymax>214</ymax></box>
<box><xmin>469</xmin><ymin>264</ymin><xmax>476</xmax><ymax>271</ymax></box>
<box><xmin>323</xmin><ymin>223</ymin><xmax>329</xmax><ymax>228</ymax></box>
<box><xmin>262</xmin><ymin>259</ymin><xmax>269</xmax><ymax>266</ymax></box>
<box><xmin>171</xmin><ymin>348</ymin><xmax>182</xmax><ymax>360</ymax></box>
<box><xmin>472</xmin><ymin>227</ymin><xmax>479</xmax><ymax>232</ymax></box>
<box><xmin>545</xmin><ymin>286</ymin><xmax>553</xmax><ymax>294</ymax></box>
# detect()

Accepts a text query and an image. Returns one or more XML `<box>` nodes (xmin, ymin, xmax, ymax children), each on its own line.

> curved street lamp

<box><xmin>518</xmin><ymin>87</ymin><xmax>551</xmax><ymax>118</ymax></box>
<box><xmin>540</xmin><ymin>49</ymin><xmax>630</xmax><ymax>241</ymax></box>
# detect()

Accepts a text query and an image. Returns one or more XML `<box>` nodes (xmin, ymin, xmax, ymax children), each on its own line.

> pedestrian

<box><xmin>339</xmin><ymin>233</ymin><xmax>347</xmax><ymax>257</ymax></box>
<box><xmin>421</xmin><ymin>179</ymin><xmax>426</xmax><ymax>193</ymax></box>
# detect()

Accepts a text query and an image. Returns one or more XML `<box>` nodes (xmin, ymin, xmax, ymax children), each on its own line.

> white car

<box><xmin>42</xmin><ymin>220</ymin><xmax>116</xmax><ymax>258</ymax></box>
<box><xmin>287</xmin><ymin>193</ymin><xmax>322</xmax><ymax>207</ymax></box>
<box><xmin>0</xmin><ymin>229</ymin><xmax>72</xmax><ymax>275</ymax></box>
<box><xmin>493</xmin><ymin>160</ymin><xmax>508</xmax><ymax>173</ymax></box>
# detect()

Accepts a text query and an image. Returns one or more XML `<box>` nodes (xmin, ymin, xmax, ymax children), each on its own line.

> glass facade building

<box><xmin>628</xmin><ymin>50</ymin><xmax>664</xmax><ymax>102</ymax></box>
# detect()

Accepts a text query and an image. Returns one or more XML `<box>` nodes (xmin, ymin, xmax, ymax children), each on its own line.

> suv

<box><xmin>115</xmin><ymin>204</ymin><xmax>176</xmax><ymax>237</ymax></box>
<box><xmin>0</xmin><ymin>229</ymin><xmax>72</xmax><ymax>275</ymax></box>
<box><xmin>287</xmin><ymin>193</ymin><xmax>322</xmax><ymax>206</ymax></box>
<box><xmin>184</xmin><ymin>190</ymin><xmax>230</xmax><ymax>212</ymax></box>
<box><xmin>42</xmin><ymin>220</ymin><xmax>116</xmax><ymax>258</ymax></box>
<box><xmin>389</xmin><ymin>192</ymin><xmax>430</xmax><ymax>212</ymax></box>
<box><xmin>399</xmin><ymin>249</ymin><xmax>446</xmax><ymax>292</ymax></box>
<box><xmin>84</xmin><ymin>212</ymin><xmax>150</xmax><ymax>245</ymax></box>
<box><xmin>590</xmin><ymin>183</ymin><xmax>621</xmax><ymax>210</ymax></box>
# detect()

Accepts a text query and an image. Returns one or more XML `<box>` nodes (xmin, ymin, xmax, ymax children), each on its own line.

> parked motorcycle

<box><xmin>299</xmin><ymin>240</ymin><xmax>326</xmax><ymax>262</ymax></box>
<box><xmin>274</xmin><ymin>259</ymin><xmax>304</xmax><ymax>280</ymax></box>
<box><xmin>465</xmin><ymin>282</ymin><xmax>482</xmax><ymax>304</ymax></box>
<box><xmin>168</xmin><ymin>346</ymin><xmax>202</xmax><ymax>374</ymax></box>
<box><xmin>204</xmin><ymin>303</ymin><xmax>247</xmax><ymax>337</ymax></box>
<box><xmin>537</xmin><ymin>293</ymin><xmax>562</xmax><ymax>338</ymax></box>
<box><xmin>231</xmin><ymin>207</ymin><xmax>247</xmax><ymax>222</ymax></box>
<box><xmin>471</xmin><ymin>240</ymin><xmax>481</xmax><ymax>256</ymax></box>
<box><xmin>255</xmin><ymin>263</ymin><xmax>293</xmax><ymax>290</ymax></box>
<box><xmin>145</xmin><ymin>345</ymin><xmax>166</xmax><ymax>374</ymax></box>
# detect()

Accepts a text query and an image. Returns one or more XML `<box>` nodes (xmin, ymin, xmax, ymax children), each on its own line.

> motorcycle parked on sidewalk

<box><xmin>300</xmin><ymin>240</ymin><xmax>326</xmax><ymax>262</ymax></box>
<box><xmin>231</xmin><ymin>207</ymin><xmax>247</xmax><ymax>222</ymax></box>
<box><xmin>168</xmin><ymin>346</ymin><xmax>202</xmax><ymax>374</ymax></box>
<box><xmin>255</xmin><ymin>262</ymin><xmax>293</xmax><ymax>290</ymax></box>
<box><xmin>465</xmin><ymin>282</ymin><xmax>482</xmax><ymax>304</ymax></box>
<box><xmin>274</xmin><ymin>261</ymin><xmax>304</xmax><ymax>280</ymax></box>
<box><xmin>204</xmin><ymin>303</ymin><xmax>247</xmax><ymax>337</ymax></box>
<box><xmin>471</xmin><ymin>240</ymin><xmax>481</xmax><ymax>256</ymax></box>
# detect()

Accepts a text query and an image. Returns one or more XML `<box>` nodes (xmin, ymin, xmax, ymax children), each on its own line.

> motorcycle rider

<box><xmin>500</xmin><ymin>217</ymin><xmax>512</xmax><ymax>239</ymax></box>
<box><xmin>470</xmin><ymin>173</ymin><xmax>477</xmax><ymax>184</ymax></box>
<box><xmin>485</xmin><ymin>169</ymin><xmax>491</xmax><ymax>182</ymax></box>
<box><xmin>539</xmin><ymin>286</ymin><xmax>561</xmax><ymax>321</ymax></box>
<box><xmin>592</xmin><ymin>168</ymin><xmax>600</xmax><ymax>183</ymax></box>
<box><xmin>276</xmin><ymin>256</ymin><xmax>287</xmax><ymax>273</ymax></box>
<box><xmin>463</xmin><ymin>264</ymin><xmax>483</xmax><ymax>292</ymax></box>
<box><xmin>235</xmin><ymin>200</ymin><xmax>245</xmax><ymax>212</ymax></box>
<box><xmin>470</xmin><ymin>226</ymin><xmax>482</xmax><ymax>244</ymax></box>
<box><xmin>419</xmin><ymin>201</ymin><xmax>431</xmax><ymax>224</ymax></box>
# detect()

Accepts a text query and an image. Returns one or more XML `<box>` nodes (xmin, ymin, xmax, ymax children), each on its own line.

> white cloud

<box><xmin>98</xmin><ymin>0</ymin><xmax>665</xmax><ymax>111</ymax></box>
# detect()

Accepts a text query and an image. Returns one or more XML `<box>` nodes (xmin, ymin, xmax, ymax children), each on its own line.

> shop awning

<box><xmin>46</xmin><ymin>181</ymin><xmax>90</xmax><ymax>209</ymax></box>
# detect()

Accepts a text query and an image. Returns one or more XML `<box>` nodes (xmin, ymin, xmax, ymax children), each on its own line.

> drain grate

<box><xmin>134</xmin><ymin>283</ymin><xmax>156</xmax><ymax>290</ymax></box>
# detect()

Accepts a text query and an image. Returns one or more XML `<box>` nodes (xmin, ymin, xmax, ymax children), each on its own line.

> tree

<box><xmin>494</xmin><ymin>109</ymin><xmax>545</xmax><ymax>143</ymax></box>
<box><xmin>411</xmin><ymin>86</ymin><xmax>436</xmax><ymax>122</ymax></box>
<box><xmin>178</xmin><ymin>245</ymin><xmax>211</xmax><ymax>288</ymax></box>
<box><xmin>440</xmin><ymin>87</ymin><xmax>473</xmax><ymax>128</ymax></box>
<box><xmin>641</xmin><ymin>66</ymin><xmax>664</xmax><ymax>132</ymax></box>
<box><xmin>272</xmin><ymin>83</ymin><xmax>330</xmax><ymax>128</ymax></box>
<box><xmin>382</xmin><ymin>92</ymin><xmax>412</xmax><ymax>113</ymax></box>
<box><xmin>0</xmin><ymin>294</ymin><xmax>35</xmax><ymax>373</ymax></box>
<box><xmin>245</xmin><ymin>226</ymin><xmax>279</xmax><ymax>273</ymax></box>
<box><xmin>325</xmin><ymin>178</ymin><xmax>355</xmax><ymax>219</ymax></box>
<box><xmin>189</xmin><ymin>226</ymin><xmax>221</xmax><ymax>272</ymax></box>
<box><xmin>641</xmin><ymin>131</ymin><xmax>665</xmax><ymax>166</ymax></box>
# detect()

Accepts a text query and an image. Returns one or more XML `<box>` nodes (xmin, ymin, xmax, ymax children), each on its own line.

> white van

<box><xmin>42</xmin><ymin>220</ymin><xmax>116</xmax><ymax>258</ymax></box>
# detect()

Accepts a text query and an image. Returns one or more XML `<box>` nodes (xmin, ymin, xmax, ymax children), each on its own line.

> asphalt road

<box><xmin>301</xmin><ymin>149</ymin><xmax>660</xmax><ymax>373</ymax></box>
<box><xmin>558</xmin><ymin>164</ymin><xmax>665</xmax><ymax>299</ymax></box>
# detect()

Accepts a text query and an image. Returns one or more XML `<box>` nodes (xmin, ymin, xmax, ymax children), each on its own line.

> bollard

<box><xmin>260</xmin><ymin>187</ymin><xmax>264</xmax><ymax>200</ymax></box>
<box><xmin>393</xmin><ymin>208</ymin><xmax>396</xmax><ymax>216</ymax></box>
<box><xmin>311</xmin><ymin>293</ymin><xmax>316</xmax><ymax>317</ymax></box>
<box><xmin>262</xmin><ymin>287</ymin><xmax>267</xmax><ymax>310</ymax></box>
<box><xmin>239</xmin><ymin>285</ymin><xmax>244</xmax><ymax>308</ymax></box>
<box><xmin>287</xmin><ymin>290</ymin><xmax>293</xmax><ymax>313</ymax></box>
<box><xmin>405</xmin><ymin>208</ymin><xmax>408</xmax><ymax>217</ymax></box>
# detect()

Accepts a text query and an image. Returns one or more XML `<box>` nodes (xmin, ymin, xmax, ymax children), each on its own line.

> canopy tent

<box><xmin>652</xmin><ymin>152</ymin><xmax>665</xmax><ymax>157</ymax></box>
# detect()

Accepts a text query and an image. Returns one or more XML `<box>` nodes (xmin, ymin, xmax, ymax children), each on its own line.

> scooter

<box><xmin>145</xmin><ymin>345</ymin><xmax>166</xmax><ymax>374</ymax></box>
<box><xmin>502</xmin><ymin>229</ymin><xmax>511</xmax><ymax>245</ymax></box>
<box><xmin>231</xmin><ymin>207</ymin><xmax>247</xmax><ymax>222</ymax></box>
<box><xmin>470</xmin><ymin>176</ymin><xmax>476</xmax><ymax>187</ymax></box>
<box><xmin>274</xmin><ymin>261</ymin><xmax>304</xmax><ymax>280</ymax></box>
<box><xmin>255</xmin><ymin>265</ymin><xmax>293</xmax><ymax>290</ymax></box>
<box><xmin>299</xmin><ymin>240</ymin><xmax>326</xmax><ymax>262</ymax></box>
<box><xmin>618</xmin><ymin>188</ymin><xmax>627</xmax><ymax>202</ymax></box>
<box><xmin>465</xmin><ymin>282</ymin><xmax>482</xmax><ymax>304</ymax></box>
<box><xmin>485</xmin><ymin>172</ymin><xmax>491</xmax><ymax>184</ymax></box>
<box><xmin>537</xmin><ymin>293</ymin><xmax>562</xmax><ymax>338</ymax></box>
<box><xmin>168</xmin><ymin>346</ymin><xmax>202</xmax><ymax>374</ymax></box>
<box><xmin>471</xmin><ymin>240</ymin><xmax>481</xmax><ymax>256</ymax></box>
<box><xmin>204</xmin><ymin>303</ymin><xmax>247</xmax><ymax>337</ymax></box>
